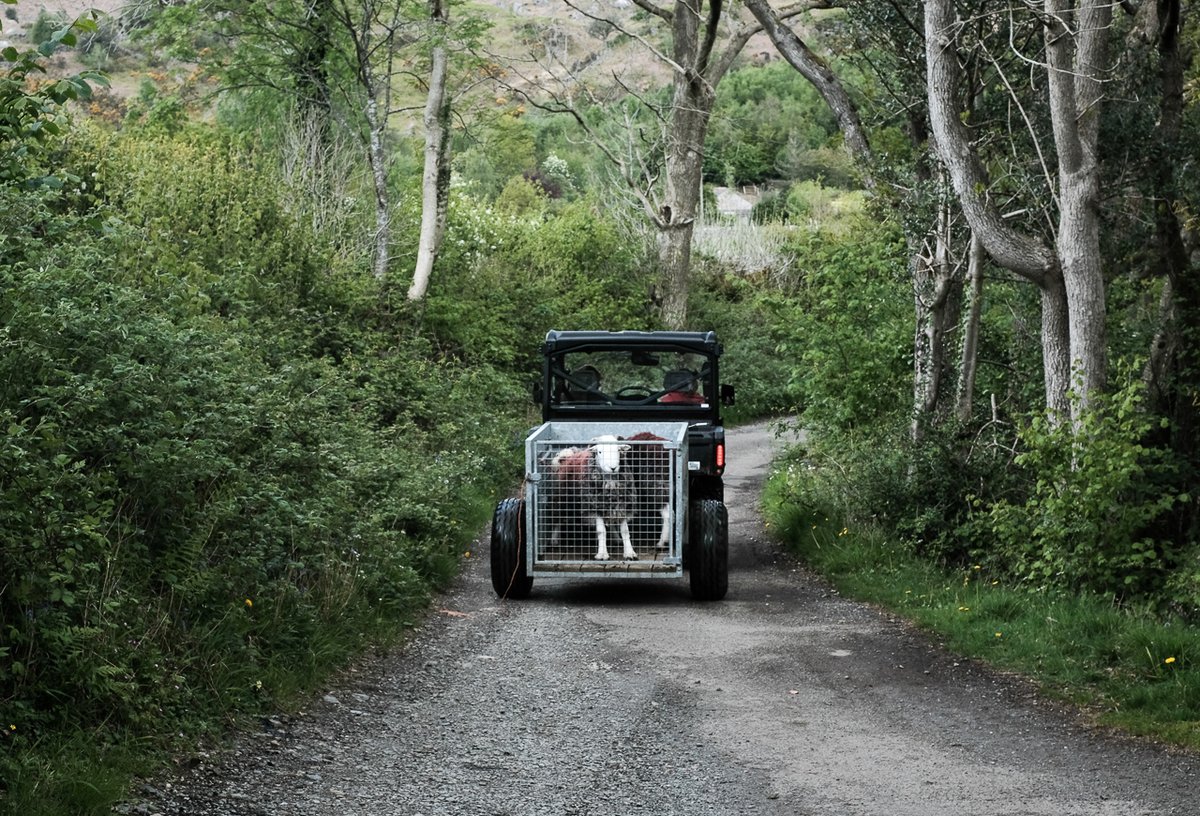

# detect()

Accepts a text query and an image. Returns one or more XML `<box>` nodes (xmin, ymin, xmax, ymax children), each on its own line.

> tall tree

<box><xmin>925</xmin><ymin>0</ymin><xmax>1116</xmax><ymax>421</ymax></box>
<box><xmin>507</xmin><ymin>0</ymin><xmax>831</xmax><ymax>328</ymax></box>
<box><xmin>749</xmin><ymin>0</ymin><xmax>984</xmax><ymax>434</ymax></box>
<box><xmin>325</xmin><ymin>0</ymin><xmax>405</xmax><ymax>280</ymax></box>
<box><xmin>408</xmin><ymin>0</ymin><xmax>452</xmax><ymax>301</ymax></box>
<box><xmin>1133</xmin><ymin>0</ymin><xmax>1200</xmax><ymax>536</ymax></box>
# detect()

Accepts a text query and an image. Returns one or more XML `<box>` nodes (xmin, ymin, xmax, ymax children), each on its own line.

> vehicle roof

<box><xmin>542</xmin><ymin>330</ymin><xmax>722</xmax><ymax>355</ymax></box>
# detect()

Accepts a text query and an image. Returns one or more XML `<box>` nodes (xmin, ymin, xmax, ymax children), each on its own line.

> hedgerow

<box><xmin>0</xmin><ymin>127</ymin><xmax>530</xmax><ymax>813</ymax></box>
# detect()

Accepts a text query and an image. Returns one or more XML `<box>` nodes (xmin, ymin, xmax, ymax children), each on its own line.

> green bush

<box><xmin>983</xmin><ymin>380</ymin><xmax>1186</xmax><ymax>602</ymax></box>
<box><xmin>0</xmin><ymin>119</ymin><xmax>536</xmax><ymax>812</ymax></box>
<box><xmin>776</xmin><ymin>221</ymin><xmax>910</xmax><ymax>430</ymax></box>
<box><xmin>90</xmin><ymin>127</ymin><xmax>321</xmax><ymax>315</ymax></box>
<box><xmin>690</xmin><ymin>269</ymin><xmax>803</xmax><ymax>420</ymax></box>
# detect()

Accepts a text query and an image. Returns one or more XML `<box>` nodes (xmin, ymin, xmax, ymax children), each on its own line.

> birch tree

<box><xmin>325</xmin><ymin>0</ymin><xmax>407</xmax><ymax>281</ymax></box>
<box><xmin>408</xmin><ymin>0</ymin><xmax>452</xmax><ymax>301</ymax></box>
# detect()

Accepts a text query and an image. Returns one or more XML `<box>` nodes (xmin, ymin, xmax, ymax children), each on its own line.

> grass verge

<box><xmin>762</xmin><ymin>467</ymin><xmax>1200</xmax><ymax>752</ymax></box>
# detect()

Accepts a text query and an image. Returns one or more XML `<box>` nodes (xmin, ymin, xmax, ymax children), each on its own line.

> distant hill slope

<box><xmin>8</xmin><ymin>0</ymin><xmax>786</xmax><ymax>101</ymax></box>
<box><xmin>2</xmin><ymin>0</ymin><xmax>124</xmax><ymax>40</ymax></box>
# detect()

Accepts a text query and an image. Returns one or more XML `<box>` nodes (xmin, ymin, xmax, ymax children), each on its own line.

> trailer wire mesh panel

<box><xmin>525</xmin><ymin>422</ymin><xmax>688</xmax><ymax>578</ymax></box>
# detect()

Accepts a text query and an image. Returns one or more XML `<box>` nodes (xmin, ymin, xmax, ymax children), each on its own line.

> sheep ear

<box><xmin>620</xmin><ymin>444</ymin><xmax>631</xmax><ymax>452</ymax></box>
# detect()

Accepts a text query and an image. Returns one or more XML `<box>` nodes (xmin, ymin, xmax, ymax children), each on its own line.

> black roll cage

<box><xmin>539</xmin><ymin>330</ymin><xmax>728</xmax><ymax>422</ymax></box>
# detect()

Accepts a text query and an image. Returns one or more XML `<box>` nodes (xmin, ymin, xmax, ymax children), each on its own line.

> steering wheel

<box><xmin>616</xmin><ymin>385</ymin><xmax>654</xmax><ymax>400</ymax></box>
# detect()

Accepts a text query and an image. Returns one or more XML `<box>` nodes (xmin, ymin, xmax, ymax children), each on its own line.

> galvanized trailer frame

<box><xmin>524</xmin><ymin>420</ymin><xmax>691</xmax><ymax>579</ymax></box>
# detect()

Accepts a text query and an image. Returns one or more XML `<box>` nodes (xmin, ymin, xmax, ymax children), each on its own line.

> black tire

<box><xmin>689</xmin><ymin>498</ymin><xmax>728</xmax><ymax>601</ymax></box>
<box><xmin>490</xmin><ymin>498</ymin><xmax>533</xmax><ymax>599</ymax></box>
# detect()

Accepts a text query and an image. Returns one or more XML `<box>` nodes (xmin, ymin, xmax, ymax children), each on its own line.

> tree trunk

<box><xmin>1041</xmin><ymin>268</ymin><xmax>1072</xmax><ymax>419</ymax></box>
<box><xmin>1045</xmin><ymin>0</ymin><xmax>1112</xmax><ymax>416</ymax></box>
<box><xmin>292</xmin><ymin>0</ymin><xmax>335</xmax><ymax>128</ymax></box>
<box><xmin>912</xmin><ymin>191</ymin><xmax>963</xmax><ymax>440</ymax></box>
<box><xmin>658</xmin><ymin>90</ymin><xmax>710</xmax><ymax>328</ymax></box>
<box><xmin>956</xmin><ymin>233</ymin><xmax>984</xmax><ymax>423</ymax></box>
<box><xmin>1142</xmin><ymin>0</ymin><xmax>1199</xmax><ymax>538</ymax></box>
<box><xmin>655</xmin><ymin>0</ymin><xmax>720</xmax><ymax>330</ymax></box>
<box><xmin>365</xmin><ymin>93</ymin><xmax>391</xmax><ymax>281</ymax></box>
<box><xmin>659</xmin><ymin>221</ymin><xmax>695</xmax><ymax>329</ymax></box>
<box><xmin>409</xmin><ymin>0</ymin><xmax>451</xmax><ymax>302</ymax></box>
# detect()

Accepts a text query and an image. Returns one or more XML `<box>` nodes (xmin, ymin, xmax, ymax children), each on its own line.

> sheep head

<box><xmin>589</xmin><ymin>435</ymin><xmax>630</xmax><ymax>474</ymax></box>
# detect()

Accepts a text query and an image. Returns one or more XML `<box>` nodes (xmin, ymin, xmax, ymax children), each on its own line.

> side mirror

<box><xmin>720</xmin><ymin>384</ymin><xmax>736</xmax><ymax>406</ymax></box>
<box><xmin>532</xmin><ymin>383</ymin><xmax>544</xmax><ymax>404</ymax></box>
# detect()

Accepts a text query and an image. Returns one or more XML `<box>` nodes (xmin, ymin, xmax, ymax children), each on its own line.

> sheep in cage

<box><xmin>542</xmin><ymin>436</ymin><xmax>637</xmax><ymax>561</ymax></box>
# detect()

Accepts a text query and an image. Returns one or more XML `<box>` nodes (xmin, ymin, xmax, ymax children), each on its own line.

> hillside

<box><xmin>7</xmin><ymin>0</ymin><xmax>787</xmax><ymax>102</ymax></box>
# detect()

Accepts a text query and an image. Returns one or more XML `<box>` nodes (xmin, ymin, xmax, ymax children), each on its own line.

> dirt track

<box><xmin>151</xmin><ymin>419</ymin><xmax>1200</xmax><ymax>816</ymax></box>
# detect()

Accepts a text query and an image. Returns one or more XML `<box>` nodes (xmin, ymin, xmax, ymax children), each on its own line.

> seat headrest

<box><xmin>663</xmin><ymin>369</ymin><xmax>697</xmax><ymax>390</ymax></box>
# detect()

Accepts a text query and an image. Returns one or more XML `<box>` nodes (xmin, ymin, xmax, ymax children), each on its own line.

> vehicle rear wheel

<box><xmin>689</xmin><ymin>498</ymin><xmax>728</xmax><ymax>601</ymax></box>
<box><xmin>490</xmin><ymin>498</ymin><xmax>533</xmax><ymax>599</ymax></box>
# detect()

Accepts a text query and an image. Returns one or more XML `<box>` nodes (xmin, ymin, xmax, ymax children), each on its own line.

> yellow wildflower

<box><xmin>244</xmin><ymin>598</ymin><xmax>253</xmax><ymax>608</ymax></box>
<box><xmin>1165</xmin><ymin>656</ymin><xmax>1177</xmax><ymax>665</ymax></box>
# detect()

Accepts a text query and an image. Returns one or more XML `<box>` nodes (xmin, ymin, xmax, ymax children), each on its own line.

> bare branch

<box><xmin>561</xmin><ymin>0</ymin><xmax>688</xmax><ymax>75</ymax></box>
<box><xmin>630</xmin><ymin>0</ymin><xmax>673</xmax><ymax>23</ymax></box>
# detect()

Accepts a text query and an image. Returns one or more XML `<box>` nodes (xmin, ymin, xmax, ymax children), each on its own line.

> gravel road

<box><xmin>147</xmin><ymin>419</ymin><xmax>1200</xmax><ymax>816</ymax></box>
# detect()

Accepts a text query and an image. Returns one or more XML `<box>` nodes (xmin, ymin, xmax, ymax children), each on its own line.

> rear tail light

<box><xmin>716</xmin><ymin>442</ymin><xmax>725</xmax><ymax>474</ymax></box>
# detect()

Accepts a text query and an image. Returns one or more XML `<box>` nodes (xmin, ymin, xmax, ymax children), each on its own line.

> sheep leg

<box><xmin>620</xmin><ymin>518</ymin><xmax>638</xmax><ymax>560</ymax></box>
<box><xmin>656</xmin><ymin>503</ymin><xmax>670</xmax><ymax>549</ymax></box>
<box><xmin>593</xmin><ymin>516</ymin><xmax>610</xmax><ymax>561</ymax></box>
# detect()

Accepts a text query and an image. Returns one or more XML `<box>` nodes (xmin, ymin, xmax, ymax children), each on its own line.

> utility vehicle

<box><xmin>490</xmin><ymin>330</ymin><xmax>734</xmax><ymax>600</ymax></box>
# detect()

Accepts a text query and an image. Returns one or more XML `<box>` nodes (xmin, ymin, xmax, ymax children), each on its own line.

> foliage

<box><xmin>752</xmin><ymin>180</ymin><xmax>866</xmax><ymax>225</ymax></box>
<box><xmin>495</xmin><ymin>174</ymin><xmax>549</xmax><ymax>216</ymax></box>
<box><xmin>0</xmin><ymin>122</ymin><xmax>533</xmax><ymax>813</ymax></box>
<box><xmin>453</xmin><ymin>110</ymin><xmax>539</xmax><ymax>198</ymax></box>
<box><xmin>704</xmin><ymin>60</ymin><xmax>840</xmax><ymax>187</ymax></box>
<box><xmin>0</xmin><ymin>11</ymin><xmax>107</xmax><ymax>188</ymax></box>
<box><xmin>690</xmin><ymin>211</ymin><xmax>907</xmax><ymax>422</ymax></box>
<box><xmin>689</xmin><ymin>268</ymin><xmax>804</xmax><ymax>420</ymax></box>
<box><xmin>982</xmin><ymin>380</ymin><xmax>1187</xmax><ymax>603</ymax></box>
<box><xmin>421</xmin><ymin>195</ymin><xmax>656</xmax><ymax>370</ymax></box>
<box><xmin>775</xmin><ymin>220</ymin><xmax>909</xmax><ymax>430</ymax></box>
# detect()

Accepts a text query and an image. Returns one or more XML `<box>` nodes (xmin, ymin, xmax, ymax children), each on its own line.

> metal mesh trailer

<box><xmin>525</xmin><ymin>421</ymin><xmax>690</xmax><ymax>578</ymax></box>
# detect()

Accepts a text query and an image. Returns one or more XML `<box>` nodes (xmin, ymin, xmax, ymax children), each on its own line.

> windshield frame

<box><xmin>539</xmin><ymin>332</ymin><xmax>723</xmax><ymax>423</ymax></box>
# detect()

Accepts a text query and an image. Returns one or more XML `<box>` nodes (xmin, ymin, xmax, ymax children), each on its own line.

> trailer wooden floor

<box><xmin>534</xmin><ymin>544</ymin><xmax>679</xmax><ymax>573</ymax></box>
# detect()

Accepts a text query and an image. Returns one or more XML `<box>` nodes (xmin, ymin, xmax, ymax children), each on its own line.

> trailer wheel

<box><xmin>689</xmin><ymin>498</ymin><xmax>728</xmax><ymax>601</ymax></box>
<box><xmin>491</xmin><ymin>498</ymin><xmax>533</xmax><ymax>599</ymax></box>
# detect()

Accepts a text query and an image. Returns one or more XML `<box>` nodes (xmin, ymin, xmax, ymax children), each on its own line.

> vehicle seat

<box><xmin>663</xmin><ymin>369</ymin><xmax>697</xmax><ymax>392</ymax></box>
